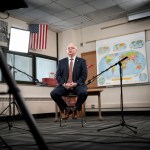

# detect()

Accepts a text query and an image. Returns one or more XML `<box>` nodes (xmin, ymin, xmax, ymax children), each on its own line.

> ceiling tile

<box><xmin>23</xmin><ymin>9</ymin><xmax>49</xmax><ymax>19</ymax></box>
<box><xmin>83</xmin><ymin>0</ymin><xmax>94</xmax><ymax>2</ymax></box>
<box><xmin>89</xmin><ymin>0</ymin><xmax>116</xmax><ymax>9</ymax></box>
<box><xmin>71</xmin><ymin>4</ymin><xmax>96</xmax><ymax>15</ymax></box>
<box><xmin>53</xmin><ymin>21</ymin><xmax>74</xmax><ymax>27</ymax></box>
<box><xmin>93</xmin><ymin>17</ymin><xmax>112</xmax><ymax>24</ymax></box>
<box><xmin>109</xmin><ymin>12</ymin><xmax>127</xmax><ymax>20</ymax></box>
<box><xmin>51</xmin><ymin>21</ymin><xmax>74</xmax><ymax>31</ymax></box>
<box><xmin>54</xmin><ymin>10</ymin><xmax>78</xmax><ymax>20</ymax></box>
<box><xmin>26</xmin><ymin>0</ymin><xmax>52</xmax><ymax>6</ymax></box>
<box><xmin>67</xmin><ymin>15</ymin><xmax>92</xmax><ymax>25</ymax></box>
<box><xmin>72</xmin><ymin>20</ymin><xmax>95</xmax><ymax>29</ymax></box>
<box><xmin>39</xmin><ymin>15</ymin><xmax>62</xmax><ymax>24</ymax></box>
<box><xmin>118</xmin><ymin>0</ymin><xmax>146</xmax><ymax>12</ymax></box>
<box><xmin>112</xmin><ymin>0</ymin><xmax>131</xmax><ymax>4</ymax></box>
<box><xmin>56</xmin><ymin>0</ymin><xmax>84</xmax><ymax>8</ymax></box>
<box><xmin>40</xmin><ymin>2</ymin><xmax>66</xmax><ymax>14</ymax></box>
<box><xmin>10</xmin><ymin>13</ymin><xmax>35</xmax><ymax>22</ymax></box>
<box><xmin>86</xmin><ymin>6</ymin><xmax>124</xmax><ymax>20</ymax></box>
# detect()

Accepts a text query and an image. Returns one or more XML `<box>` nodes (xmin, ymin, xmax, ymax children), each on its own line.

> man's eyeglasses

<box><xmin>67</xmin><ymin>47</ymin><xmax>76</xmax><ymax>50</ymax></box>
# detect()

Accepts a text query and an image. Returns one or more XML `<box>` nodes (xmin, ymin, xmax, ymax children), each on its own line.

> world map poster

<box><xmin>96</xmin><ymin>32</ymin><xmax>148</xmax><ymax>86</ymax></box>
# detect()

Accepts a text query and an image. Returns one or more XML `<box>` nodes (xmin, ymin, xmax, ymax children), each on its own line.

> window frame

<box><xmin>34</xmin><ymin>53</ymin><xmax>57</xmax><ymax>82</ymax></box>
<box><xmin>0</xmin><ymin>47</ymin><xmax>58</xmax><ymax>85</ymax></box>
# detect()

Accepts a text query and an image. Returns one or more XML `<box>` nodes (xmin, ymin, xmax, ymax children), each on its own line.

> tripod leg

<box><xmin>9</xmin><ymin>101</ymin><xmax>30</xmax><ymax>132</ymax></box>
<box><xmin>0</xmin><ymin>136</ymin><xmax>12</xmax><ymax>150</ymax></box>
<box><xmin>8</xmin><ymin>121</ymin><xmax>13</xmax><ymax>130</ymax></box>
<box><xmin>125</xmin><ymin>124</ymin><xmax>137</xmax><ymax>134</ymax></box>
<box><xmin>117</xmin><ymin>120</ymin><xmax>137</xmax><ymax>134</ymax></box>
<box><xmin>11</xmin><ymin>98</ymin><xmax>22</xmax><ymax>116</ymax></box>
<box><xmin>0</xmin><ymin>105</ymin><xmax>10</xmax><ymax>116</ymax></box>
<box><xmin>0</xmin><ymin>126</ymin><xmax>10</xmax><ymax>130</ymax></box>
<box><xmin>97</xmin><ymin>123</ymin><xmax>121</xmax><ymax>131</ymax></box>
<box><xmin>125</xmin><ymin>123</ymin><xmax>137</xmax><ymax>129</ymax></box>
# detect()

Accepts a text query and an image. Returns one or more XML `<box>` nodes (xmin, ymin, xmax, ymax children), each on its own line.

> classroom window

<box><xmin>36</xmin><ymin>57</ymin><xmax>57</xmax><ymax>82</ymax></box>
<box><xmin>0</xmin><ymin>48</ymin><xmax>57</xmax><ymax>84</ymax></box>
<box><xmin>7</xmin><ymin>53</ymin><xmax>33</xmax><ymax>82</ymax></box>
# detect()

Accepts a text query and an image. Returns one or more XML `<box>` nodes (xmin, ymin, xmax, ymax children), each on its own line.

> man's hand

<box><xmin>63</xmin><ymin>82</ymin><xmax>77</xmax><ymax>89</ymax></box>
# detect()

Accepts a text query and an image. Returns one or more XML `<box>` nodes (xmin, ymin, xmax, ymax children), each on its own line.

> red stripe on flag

<box><xmin>40</xmin><ymin>24</ymin><xmax>43</xmax><ymax>49</ymax></box>
<box><xmin>41</xmin><ymin>24</ymin><xmax>44</xmax><ymax>49</ymax></box>
<box><xmin>44</xmin><ymin>24</ymin><xmax>48</xmax><ymax>49</ymax></box>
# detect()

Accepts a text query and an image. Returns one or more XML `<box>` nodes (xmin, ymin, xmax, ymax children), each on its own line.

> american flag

<box><xmin>29</xmin><ymin>24</ymin><xmax>48</xmax><ymax>49</ymax></box>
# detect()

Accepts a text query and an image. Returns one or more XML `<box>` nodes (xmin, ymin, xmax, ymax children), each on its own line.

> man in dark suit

<box><xmin>50</xmin><ymin>43</ymin><xmax>88</xmax><ymax>119</ymax></box>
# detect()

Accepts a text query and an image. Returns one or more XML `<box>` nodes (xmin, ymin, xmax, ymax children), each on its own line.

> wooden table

<box><xmin>54</xmin><ymin>88</ymin><xmax>103</xmax><ymax>121</ymax></box>
<box><xmin>87</xmin><ymin>88</ymin><xmax>103</xmax><ymax>121</ymax></box>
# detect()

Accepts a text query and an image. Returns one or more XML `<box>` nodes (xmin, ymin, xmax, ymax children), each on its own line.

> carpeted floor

<box><xmin>0</xmin><ymin>115</ymin><xmax>150</xmax><ymax>150</ymax></box>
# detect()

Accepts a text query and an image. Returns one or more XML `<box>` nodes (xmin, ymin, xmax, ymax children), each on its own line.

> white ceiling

<box><xmin>8</xmin><ymin>0</ymin><xmax>150</xmax><ymax>32</ymax></box>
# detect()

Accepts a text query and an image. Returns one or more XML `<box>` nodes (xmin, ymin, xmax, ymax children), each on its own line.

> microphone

<box><xmin>9</xmin><ymin>66</ymin><xmax>12</xmax><ymax>70</ymax></box>
<box><xmin>37</xmin><ymin>82</ymin><xmax>48</xmax><ymax>86</ymax></box>
<box><xmin>7</xmin><ymin>64</ymin><xmax>13</xmax><ymax>70</ymax></box>
<box><xmin>34</xmin><ymin>78</ymin><xmax>39</xmax><ymax>82</ymax></box>
<box><xmin>34</xmin><ymin>79</ymin><xmax>47</xmax><ymax>86</ymax></box>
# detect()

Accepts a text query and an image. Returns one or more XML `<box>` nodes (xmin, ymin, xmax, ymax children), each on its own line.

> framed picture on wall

<box><xmin>0</xmin><ymin>20</ymin><xmax>8</xmax><ymax>43</ymax></box>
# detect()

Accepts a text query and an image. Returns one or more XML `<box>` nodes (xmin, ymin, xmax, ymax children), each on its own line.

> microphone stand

<box><xmin>7</xmin><ymin>64</ymin><xmax>47</xmax><ymax>86</ymax></box>
<box><xmin>87</xmin><ymin>56</ymin><xmax>127</xmax><ymax>86</ymax></box>
<box><xmin>87</xmin><ymin>56</ymin><xmax>137</xmax><ymax>133</ymax></box>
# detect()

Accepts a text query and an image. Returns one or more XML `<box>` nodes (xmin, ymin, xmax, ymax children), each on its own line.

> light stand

<box><xmin>0</xmin><ymin>89</ymin><xmax>28</xmax><ymax>131</ymax></box>
<box><xmin>0</xmin><ymin>64</ymin><xmax>46</xmax><ymax>131</ymax></box>
<box><xmin>97</xmin><ymin>61</ymin><xmax>137</xmax><ymax>133</ymax></box>
<box><xmin>0</xmin><ymin>50</ymin><xmax>49</xmax><ymax>150</ymax></box>
<box><xmin>0</xmin><ymin>59</ymin><xmax>29</xmax><ymax>131</ymax></box>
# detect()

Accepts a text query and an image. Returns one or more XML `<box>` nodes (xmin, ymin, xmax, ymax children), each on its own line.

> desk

<box><xmin>87</xmin><ymin>88</ymin><xmax>103</xmax><ymax>121</ymax></box>
<box><xmin>54</xmin><ymin>88</ymin><xmax>103</xmax><ymax>121</ymax></box>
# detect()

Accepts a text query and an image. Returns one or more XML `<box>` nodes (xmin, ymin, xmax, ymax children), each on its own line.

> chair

<box><xmin>60</xmin><ymin>92</ymin><xmax>86</xmax><ymax>127</ymax></box>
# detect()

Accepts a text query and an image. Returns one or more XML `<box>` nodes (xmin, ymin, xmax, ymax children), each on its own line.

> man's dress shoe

<box><xmin>72</xmin><ymin>111</ymin><xmax>77</xmax><ymax>119</ymax></box>
<box><xmin>61</xmin><ymin>110</ymin><xmax>69</xmax><ymax>119</ymax></box>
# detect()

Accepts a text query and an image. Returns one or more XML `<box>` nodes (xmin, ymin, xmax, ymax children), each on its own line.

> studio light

<box><xmin>9</xmin><ymin>27</ymin><xmax>30</xmax><ymax>53</ymax></box>
<box><xmin>0</xmin><ymin>0</ymin><xmax>28</xmax><ymax>12</ymax></box>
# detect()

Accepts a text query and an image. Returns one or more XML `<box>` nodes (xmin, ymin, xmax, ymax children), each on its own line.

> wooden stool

<box><xmin>60</xmin><ymin>93</ymin><xmax>86</xmax><ymax>127</ymax></box>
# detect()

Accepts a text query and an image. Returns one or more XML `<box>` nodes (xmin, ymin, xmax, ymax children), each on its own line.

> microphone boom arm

<box><xmin>7</xmin><ymin>64</ymin><xmax>47</xmax><ymax>86</ymax></box>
